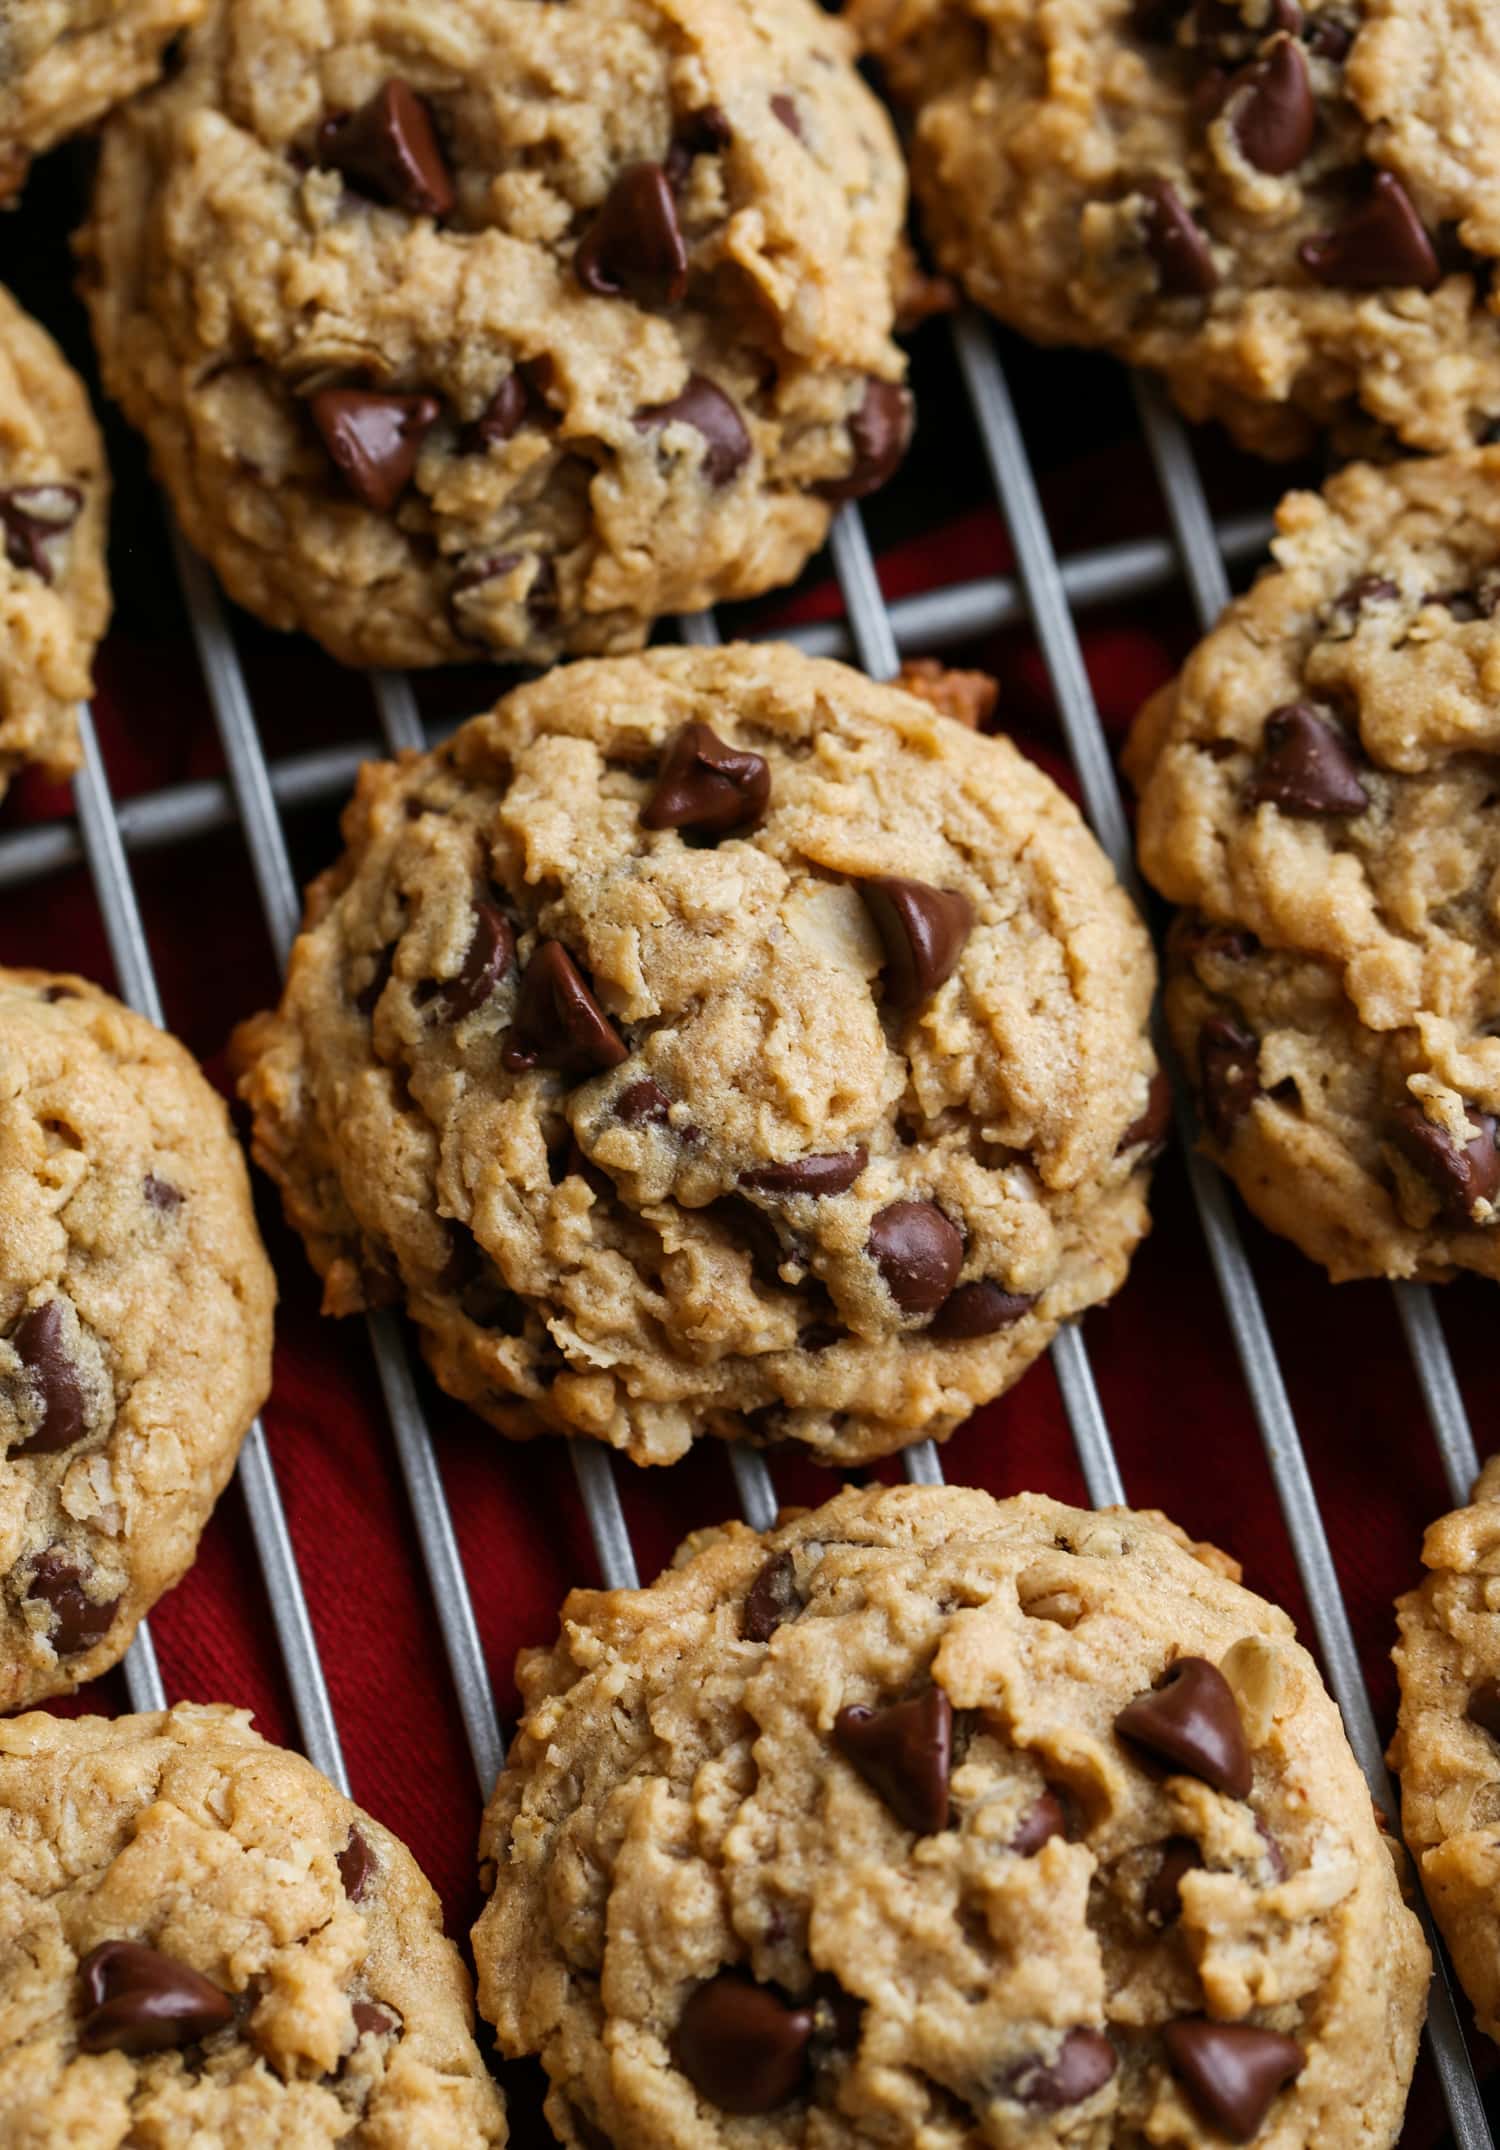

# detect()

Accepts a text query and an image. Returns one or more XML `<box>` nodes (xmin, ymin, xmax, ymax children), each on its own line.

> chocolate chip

<box><xmin>1305</xmin><ymin>13</ymin><xmax>1353</xmax><ymax>59</ymax></box>
<box><xmin>461</xmin><ymin>367</ymin><xmax>550</xmax><ymax>452</ymax></box>
<box><xmin>355</xmin><ymin>944</ymin><xmax>397</xmax><ymax>1016</ymax></box>
<box><xmin>674</xmin><ymin>1974</ymin><xmax>813</xmax><ymax>2113</ymax></box>
<box><xmin>1144</xmin><ymin>1836</ymin><xmax>1201</xmax><ymax>1926</ymax></box>
<box><xmin>858</xmin><ymin>877</ymin><xmax>973</xmax><ymax>1010</ymax></box>
<box><xmin>351</xmin><ymin>2000</ymin><xmax>400</xmax><ymax>2039</ymax></box>
<box><xmin>615</xmin><ymin>1078</ymin><xmax>672</xmax><ymax>1126</ymax></box>
<box><xmin>1229</xmin><ymin>35</ymin><xmax>1315</xmax><ymax>172</ymax></box>
<box><xmin>713</xmin><ymin>1195</ymin><xmax>788</xmax><ymax>1286</ymax></box>
<box><xmin>867</xmin><ymin>1201</ymin><xmax>964</xmax><ymax>1316</ymax></box>
<box><xmin>317</xmin><ymin>79</ymin><xmax>454</xmax><ymax>217</ymax></box>
<box><xmin>1118</xmin><ymin>1069</ymin><xmax>1173</xmax><ymax>1157</ymax></box>
<box><xmin>1141</xmin><ymin>177</ymin><xmax>1218</xmax><ymax>296</ymax></box>
<box><xmin>634</xmin><ymin>376</ymin><xmax>751</xmax><ymax>487</ymax></box>
<box><xmin>9</xmin><ymin>1302</ymin><xmax>85</xmax><ymax>1456</ymax></box>
<box><xmin>143</xmin><ymin>1173</ymin><xmax>183</xmax><ymax>1213</ymax></box>
<box><xmin>1300</xmin><ymin>170</ymin><xmax>1440</xmax><ymax>290</ymax></box>
<box><xmin>815</xmin><ymin>378</ymin><xmax>912</xmax><ymax>501</ymax></box>
<box><xmin>23</xmin><ymin>1550</ymin><xmax>118</xmax><ymax>1653</ymax></box>
<box><xmin>575</xmin><ymin>163</ymin><xmax>688</xmax><ymax>305</ymax></box>
<box><xmin>742</xmin><ymin>1550</ymin><xmax>803</xmax><ymax>1641</ymax></box>
<box><xmin>0</xmin><ymin>484</ymin><xmax>82</xmax><ymax>583</ymax></box>
<box><xmin>833</xmin><ymin>1684</ymin><xmax>953</xmax><ymax>1833</ymax></box>
<box><xmin>770</xmin><ymin>93</ymin><xmax>804</xmax><ymax>140</ymax></box>
<box><xmin>929</xmin><ymin>1280</ymin><xmax>1034</xmax><ymax>1340</ymax></box>
<box><xmin>1466</xmin><ymin>1680</ymin><xmax>1500</xmax><ymax>1741</ymax></box>
<box><xmin>1162</xmin><ymin>2018</ymin><xmax>1303</xmax><ymax>2141</ymax></box>
<box><xmin>77</xmin><ymin>1940</ymin><xmax>235</xmax><ymax>2055</ymax></box>
<box><xmin>1336</xmin><ymin>573</ymin><xmax>1400</xmax><ymax>612</ymax></box>
<box><xmin>1391</xmin><ymin>1102</ymin><xmax>1500</xmax><ymax>1222</ymax></box>
<box><xmin>502</xmin><ymin>942</ymin><xmax>627</xmax><ymax>1076</ymax></box>
<box><xmin>1115</xmin><ymin>1656</ymin><xmax>1252</xmax><ymax>1797</ymax></box>
<box><xmin>1010</xmin><ymin>1788</ymin><xmax>1068</xmax><ymax>1856</ymax></box>
<box><xmin>433</xmin><ymin>900</ymin><xmax>514</xmax><ymax>1021</ymax></box>
<box><xmin>666</xmin><ymin>104</ymin><xmax>733</xmax><ymax>189</ymax></box>
<box><xmin>1244</xmin><ymin>703</ymin><xmax>1369</xmax><ymax>816</ymax></box>
<box><xmin>740</xmin><ymin>1148</ymin><xmax>867</xmax><ymax>1198</ymax></box>
<box><xmin>1001</xmin><ymin>2027</ymin><xmax>1117</xmax><ymax>2111</ymax></box>
<box><xmin>1198</xmin><ymin>1014</ymin><xmax>1260</xmax><ymax>1145</ymax></box>
<box><xmin>310</xmin><ymin>388</ymin><xmax>441</xmax><ymax>512</ymax></box>
<box><xmin>1182</xmin><ymin>918</ymin><xmax>1258</xmax><ymax>965</ymax></box>
<box><xmin>641</xmin><ymin>721</ymin><xmax>770</xmax><ymax>835</ymax></box>
<box><xmin>338</xmin><ymin>1828</ymin><xmax>376</xmax><ymax>1903</ymax></box>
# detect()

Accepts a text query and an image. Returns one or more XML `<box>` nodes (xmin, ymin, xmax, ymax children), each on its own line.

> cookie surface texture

<box><xmin>79</xmin><ymin>0</ymin><xmax>909</xmax><ymax>668</ymax></box>
<box><xmin>234</xmin><ymin>644</ymin><xmax>1159</xmax><ymax>1467</ymax></box>
<box><xmin>0</xmin><ymin>283</ymin><xmax>110</xmax><ymax>801</ymax></box>
<box><xmin>0</xmin><ymin>1702</ymin><xmax>508</xmax><ymax>2147</ymax></box>
<box><xmin>0</xmin><ymin>970</ymin><xmax>274</xmax><ymax>1707</ymax></box>
<box><xmin>0</xmin><ymin>0</ymin><xmax>203</xmax><ymax>199</ymax></box>
<box><xmin>1126</xmin><ymin>450</ymin><xmax>1500</xmax><ymax>1283</ymax></box>
<box><xmin>473</xmin><ymin>1482</ymin><xmax>1427</xmax><ymax>2150</ymax></box>
<box><xmin>851</xmin><ymin>0</ymin><xmax>1500</xmax><ymax>458</ymax></box>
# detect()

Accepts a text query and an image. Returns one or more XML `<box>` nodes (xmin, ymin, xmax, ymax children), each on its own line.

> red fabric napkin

<box><xmin>2</xmin><ymin>465</ymin><xmax>1490</xmax><ymax>2149</ymax></box>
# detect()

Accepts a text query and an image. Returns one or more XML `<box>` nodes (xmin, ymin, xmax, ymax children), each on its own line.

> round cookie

<box><xmin>1125</xmin><ymin>451</ymin><xmax>1500</xmax><ymax>1283</ymax></box>
<box><xmin>1391</xmin><ymin>1455</ymin><xmax>1500</xmax><ymax>2047</ymax></box>
<box><xmin>78</xmin><ymin>0</ymin><xmax>910</xmax><ymax>672</ymax></box>
<box><xmin>232</xmin><ymin>644</ymin><xmax>1159</xmax><ymax>1468</ymax></box>
<box><xmin>0</xmin><ymin>970</ymin><xmax>275</xmax><ymax>1708</ymax></box>
<box><xmin>0</xmin><ymin>1702</ymin><xmax>507</xmax><ymax>2146</ymax></box>
<box><xmin>851</xmin><ymin>0</ymin><xmax>1500</xmax><ymax>459</ymax></box>
<box><xmin>472</xmin><ymin>1481</ymin><xmax>1427</xmax><ymax>2150</ymax></box>
<box><xmin>0</xmin><ymin>284</ymin><xmax>111</xmax><ymax>803</ymax></box>
<box><xmin>0</xmin><ymin>0</ymin><xmax>203</xmax><ymax>201</ymax></box>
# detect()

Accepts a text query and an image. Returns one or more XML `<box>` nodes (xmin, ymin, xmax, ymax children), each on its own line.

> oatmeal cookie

<box><xmin>0</xmin><ymin>0</ymin><xmax>202</xmax><ymax>201</ymax></box>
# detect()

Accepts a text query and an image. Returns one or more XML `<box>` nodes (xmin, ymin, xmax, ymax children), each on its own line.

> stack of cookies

<box><xmin>1</xmin><ymin>3</ymin><xmax>1498</xmax><ymax>2147</ymax></box>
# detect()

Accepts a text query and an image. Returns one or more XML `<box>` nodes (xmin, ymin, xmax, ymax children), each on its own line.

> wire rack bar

<box><xmin>951</xmin><ymin>321</ymin><xmax>1485</xmax><ymax>2142</ymax></box>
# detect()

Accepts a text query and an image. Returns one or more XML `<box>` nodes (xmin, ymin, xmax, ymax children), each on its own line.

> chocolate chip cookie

<box><xmin>1125</xmin><ymin>450</ymin><xmax>1500</xmax><ymax>1282</ymax></box>
<box><xmin>472</xmin><ymin>1481</ymin><xmax>1427</xmax><ymax>2150</ymax></box>
<box><xmin>232</xmin><ymin>644</ymin><xmax>1159</xmax><ymax>1468</ymax></box>
<box><xmin>1391</xmin><ymin>1456</ymin><xmax>1500</xmax><ymax>2048</ymax></box>
<box><xmin>0</xmin><ymin>1702</ymin><xmax>507</xmax><ymax>2145</ymax></box>
<box><xmin>0</xmin><ymin>283</ymin><xmax>110</xmax><ymax>803</ymax></box>
<box><xmin>852</xmin><ymin>0</ymin><xmax>1500</xmax><ymax>458</ymax></box>
<box><xmin>1</xmin><ymin>970</ymin><xmax>275</xmax><ymax>1708</ymax></box>
<box><xmin>0</xmin><ymin>0</ymin><xmax>202</xmax><ymax>200</ymax></box>
<box><xmin>78</xmin><ymin>0</ymin><xmax>909</xmax><ymax>672</ymax></box>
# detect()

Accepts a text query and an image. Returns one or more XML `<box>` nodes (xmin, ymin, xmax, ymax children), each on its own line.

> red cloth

<box><xmin>2</xmin><ymin>483</ymin><xmax>1490</xmax><ymax>2149</ymax></box>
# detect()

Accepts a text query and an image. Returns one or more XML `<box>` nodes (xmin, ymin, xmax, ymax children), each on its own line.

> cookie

<box><xmin>232</xmin><ymin>644</ymin><xmax>1159</xmax><ymax>1469</ymax></box>
<box><xmin>851</xmin><ymin>0</ymin><xmax>1500</xmax><ymax>459</ymax></box>
<box><xmin>0</xmin><ymin>970</ymin><xmax>275</xmax><ymax>1708</ymax></box>
<box><xmin>472</xmin><ymin>1481</ymin><xmax>1427</xmax><ymax>2150</ymax></box>
<box><xmin>0</xmin><ymin>283</ymin><xmax>110</xmax><ymax>803</ymax></box>
<box><xmin>0</xmin><ymin>1702</ymin><xmax>507</xmax><ymax>2146</ymax></box>
<box><xmin>0</xmin><ymin>0</ymin><xmax>202</xmax><ymax>200</ymax></box>
<box><xmin>1125</xmin><ymin>451</ymin><xmax>1500</xmax><ymax>1283</ymax></box>
<box><xmin>1391</xmin><ymin>1456</ymin><xmax>1500</xmax><ymax>2047</ymax></box>
<box><xmin>78</xmin><ymin>0</ymin><xmax>910</xmax><ymax>672</ymax></box>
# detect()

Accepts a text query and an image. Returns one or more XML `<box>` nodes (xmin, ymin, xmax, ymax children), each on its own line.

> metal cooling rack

<box><xmin>4</xmin><ymin>308</ymin><xmax>1491</xmax><ymax>2146</ymax></box>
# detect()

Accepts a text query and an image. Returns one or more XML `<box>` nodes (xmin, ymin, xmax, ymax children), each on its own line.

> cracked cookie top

<box><xmin>233</xmin><ymin>644</ymin><xmax>1158</xmax><ymax>1467</ymax></box>
<box><xmin>472</xmin><ymin>1482</ymin><xmax>1426</xmax><ymax>2150</ymax></box>
<box><xmin>0</xmin><ymin>0</ymin><xmax>203</xmax><ymax>200</ymax></box>
<box><xmin>0</xmin><ymin>1703</ymin><xmax>507</xmax><ymax>2147</ymax></box>
<box><xmin>79</xmin><ymin>0</ymin><xmax>908</xmax><ymax>670</ymax></box>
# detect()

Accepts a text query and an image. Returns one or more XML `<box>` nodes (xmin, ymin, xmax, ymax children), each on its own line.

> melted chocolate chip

<box><xmin>1162</xmin><ymin>2017</ymin><xmax>1303</xmax><ymax>2141</ymax></box>
<box><xmin>1336</xmin><ymin>572</ymin><xmax>1400</xmax><ymax>613</ymax></box>
<box><xmin>317</xmin><ymin>79</ymin><xmax>454</xmax><ymax>217</ymax></box>
<box><xmin>9</xmin><ymin>1301</ymin><xmax>85</xmax><ymax>1456</ymax></box>
<box><xmin>24</xmin><ymin>1550</ymin><xmax>118</xmax><ymax>1652</ymax></box>
<box><xmin>1118</xmin><ymin>1069</ymin><xmax>1174</xmax><ymax>1157</ymax></box>
<box><xmin>502</xmin><ymin>942</ymin><xmax>627</xmax><ymax>1076</ymax></box>
<box><xmin>0</xmin><ymin>484</ymin><xmax>82</xmax><ymax>583</ymax></box>
<box><xmin>674</xmin><ymin>1974</ymin><xmax>812</xmax><ymax>2113</ymax></box>
<box><xmin>867</xmin><ymin>1201</ymin><xmax>964</xmax><ymax>1316</ymax></box>
<box><xmin>1391</xmin><ymin>1102</ymin><xmax>1500</xmax><ymax>1222</ymax></box>
<box><xmin>1115</xmin><ymin>1656</ymin><xmax>1252</xmax><ymax>1797</ymax></box>
<box><xmin>337</xmin><ymin>1828</ymin><xmax>376</xmax><ymax>1902</ymax></box>
<box><xmin>739</xmin><ymin>1148</ymin><xmax>866</xmax><ymax>1198</ymax></box>
<box><xmin>1010</xmin><ymin>1788</ymin><xmax>1068</xmax><ymax>1856</ymax></box>
<box><xmin>1001</xmin><ymin>2027</ymin><xmax>1117</xmax><ymax>2111</ymax></box>
<box><xmin>1300</xmin><ymin>170</ymin><xmax>1440</xmax><ymax>290</ymax></box>
<box><xmin>1466</xmin><ymin>1680</ymin><xmax>1500</xmax><ymax>1741</ymax></box>
<box><xmin>77</xmin><ymin>1940</ymin><xmax>235</xmax><ymax>2055</ymax></box>
<box><xmin>858</xmin><ymin>877</ymin><xmax>973</xmax><ymax>1010</ymax></box>
<box><xmin>433</xmin><ymin>900</ymin><xmax>514</xmax><ymax>1021</ymax></box>
<box><xmin>929</xmin><ymin>1280</ymin><xmax>1034</xmax><ymax>1340</ymax></box>
<box><xmin>575</xmin><ymin>163</ymin><xmax>688</xmax><ymax>305</ymax></box>
<box><xmin>816</xmin><ymin>377</ymin><xmax>912</xmax><ymax>502</ymax></box>
<box><xmin>770</xmin><ymin>93</ymin><xmax>804</xmax><ymax>140</ymax></box>
<box><xmin>1198</xmin><ymin>1014</ymin><xmax>1261</xmax><ymax>1144</ymax></box>
<box><xmin>1305</xmin><ymin>13</ymin><xmax>1354</xmax><ymax>59</ymax></box>
<box><xmin>666</xmin><ymin>104</ymin><xmax>733</xmax><ymax>187</ymax></box>
<box><xmin>351</xmin><ymin>2000</ymin><xmax>400</xmax><ymax>2039</ymax></box>
<box><xmin>1144</xmin><ymin>1836</ymin><xmax>1202</xmax><ymax>1926</ymax></box>
<box><xmin>634</xmin><ymin>376</ymin><xmax>751</xmax><ymax>486</ymax></box>
<box><xmin>143</xmin><ymin>1173</ymin><xmax>183</xmax><ymax>1213</ymax></box>
<box><xmin>461</xmin><ymin>366</ymin><xmax>551</xmax><ymax>451</ymax></box>
<box><xmin>1245</xmin><ymin>703</ymin><xmax>1369</xmax><ymax>817</ymax></box>
<box><xmin>641</xmin><ymin>722</ymin><xmax>769</xmax><ymax>834</ymax></box>
<box><xmin>742</xmin><ymin>1550</ymin><xmax>803</xmax><ymax>1641</ymax></box>
<box><xmin>310</xmin><ymin>388</ymin><xmax>441</xmax><ymax>512</ymax></box>
<box><xmin>615</xmin><ymin>1078</ymin><xmax>672</xmax><ymax>1126</ymax></box>
<box><xmin>1229</xmin><ymin>35</ymin><xmax>1315</xmax><ymax>172</ymax></box>
<box><xmin>1141</xmin><ymin>177</ymin><xmax>1218</xmax><ymax>296</ymax></box>
<box><xmin>834</xmin><ymin>1685</ymin><xmax>953</xmax><ymax>1833</ymax></box>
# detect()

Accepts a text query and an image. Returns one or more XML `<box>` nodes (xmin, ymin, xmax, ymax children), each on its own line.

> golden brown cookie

<box><xmin>0</xmin><ymin>0</ymin><xmax>202</xmax><ymax>200</ymax></box>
